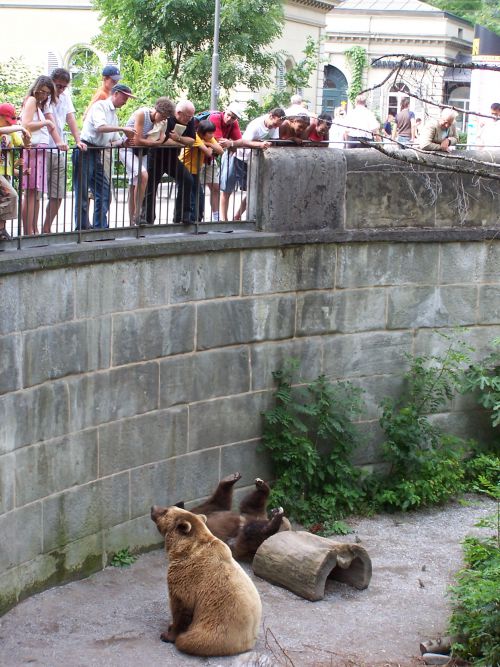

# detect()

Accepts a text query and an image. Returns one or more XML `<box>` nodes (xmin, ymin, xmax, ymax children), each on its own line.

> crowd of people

<box><xmin>1</xmin><ymin>67</ymin><xmax>499</xmax><ymax>239</ymax></box>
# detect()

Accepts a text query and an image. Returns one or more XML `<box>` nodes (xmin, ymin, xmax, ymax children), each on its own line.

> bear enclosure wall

<box><xmin>1</xmin><ymin>147</ymin><xmax>499</xmax><ymax>613</ymax></box>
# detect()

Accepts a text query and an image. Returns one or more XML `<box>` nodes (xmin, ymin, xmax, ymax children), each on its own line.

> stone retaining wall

<box><xmin>1</xmin><ymin>148</ymin><xmax>499</xmax><ymax>613</ymax></box>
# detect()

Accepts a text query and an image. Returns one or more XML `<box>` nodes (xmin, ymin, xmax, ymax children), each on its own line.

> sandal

<box><xmin>0</xmin><ymin>229</ymin><xmax>11</xmax><ymax>241</ymax></box>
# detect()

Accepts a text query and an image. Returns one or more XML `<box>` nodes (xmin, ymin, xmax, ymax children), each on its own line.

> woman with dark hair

<box><xmin>119</xmin><ymin>96</ymin><xmax>174</xmax><ymax>225</ymax></box>
<box><xmin>20</xmin><ymin>75</ymin><xmax>67</xmax><ymax>235</ymax></box>
<box><xmin>393</xmin><ymin>97</ymin><xmax>415</xmax><ymax>146</ymax></box>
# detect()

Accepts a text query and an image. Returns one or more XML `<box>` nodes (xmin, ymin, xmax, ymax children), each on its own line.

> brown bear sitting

<box><xmin>151</xmin><ymin>505</ymin><xmax>262</xmax><ymax>656</ymax></box>
<box><xmin>178</xmin><ymin>474</ymin><xmax>288</xmax><ymax>560</ymax></box>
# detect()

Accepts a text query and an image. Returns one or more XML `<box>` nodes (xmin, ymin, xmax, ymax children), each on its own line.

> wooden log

<box><xmin>252</xmin><ymin>530</ymin><xmax>372</xmax><ymax>601</ymax></box>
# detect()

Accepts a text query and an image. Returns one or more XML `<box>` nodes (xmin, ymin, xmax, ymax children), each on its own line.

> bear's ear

<box><xmin>176</xmin><ymin>519</ymin><xmax>192</xmax><ymax>535</ymax></box>
<box><xmin>174</xmin><ymin>501</ymin><xmax>185</xmax><ymax>509</ymax></box>
<box><xmin>198</xmin><ymin>514</ymin><xmax>207</xmax><ymax>524</ymax></box>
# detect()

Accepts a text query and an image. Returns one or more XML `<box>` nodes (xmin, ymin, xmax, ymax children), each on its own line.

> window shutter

<box><xmin>47</xmin><ymin>51</ymin><xmax>60</xmax><ymax>76</ymax></box>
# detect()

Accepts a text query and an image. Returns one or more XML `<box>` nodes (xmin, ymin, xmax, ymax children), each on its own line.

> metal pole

<box><xmin>210</xmin><ymin>0</ymin><xmax>221</xmax><ymax>110</ymax></box>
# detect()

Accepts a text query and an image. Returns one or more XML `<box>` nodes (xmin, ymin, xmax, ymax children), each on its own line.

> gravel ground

<box><xmin>0</xmin><ymin>495</ymin><xmax>496</xmax><ymax>667</ymax></box>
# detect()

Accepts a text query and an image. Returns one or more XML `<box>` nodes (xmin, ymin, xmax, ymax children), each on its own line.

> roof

<box><xmin>336</xmin><ymin>0</ymin><xmax>441</xmax><ymax>11</ymax></box>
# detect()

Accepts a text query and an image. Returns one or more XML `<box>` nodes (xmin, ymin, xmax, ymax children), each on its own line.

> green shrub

<box><xmin>261</xmin><ymin>359</ymin><xmax>366</xmax><ymax>525</ymax></box>
<box><xmin>449</xmin><ymin>473</ymin><xmax>500</xmax><ymax>665</ymax></box>
<box><xmin>372</xmin><ymin>335</ymin><xmax>472</xmax><ymax>511</ymax></box>
<box><xmin>462</xmin><ymin>337</ymin><xmax>500</xmax><ymax>428</ymax></box>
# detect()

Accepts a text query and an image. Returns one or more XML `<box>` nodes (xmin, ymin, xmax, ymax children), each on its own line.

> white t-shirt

<box><xmin>344</xmin><ymin>104</ymin><xmax>379</xmax><ymax>139</ymax></box>
<box><xmin>81</xmin><ymin>98</ymin><xmax>120</xmax><ymax>147</ymax></box>
<box><xmin>237</xmin><ymin>115</ymin><xmax>279</xmax><ymax>162</ymax></box>
<box><xmin>48</xmin><ymin>89</ymin><xmax>75</xmax><ymax>148</ymax></box>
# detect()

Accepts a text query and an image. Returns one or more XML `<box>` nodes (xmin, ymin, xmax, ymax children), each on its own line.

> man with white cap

<box><xmin>208</xmin><ymin>102</ymin><xmax>244</xmax><ymax>221</ymax></box>
<box><xmin>73</xmin><ymin>83</ymin><xmax>137</xmax><ymax>229</ymax></box>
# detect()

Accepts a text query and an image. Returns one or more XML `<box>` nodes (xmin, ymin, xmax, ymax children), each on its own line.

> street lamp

<box><xmin>210</xmin><ymin>0</ymin><xmax>221</xmax><ymax>110</ymax></box>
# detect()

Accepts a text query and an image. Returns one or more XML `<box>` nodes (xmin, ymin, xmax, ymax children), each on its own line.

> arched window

<box><xmin>67</xmin><ymin>47</ymin><xmax>101</xmax><ymax>97</ymax></box>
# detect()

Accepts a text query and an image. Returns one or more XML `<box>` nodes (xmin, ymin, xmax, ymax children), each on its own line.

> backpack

<box><xmin>194</xmin><ymin>110</ymin><xmax>217</xmax><ymax>130</ymax></box>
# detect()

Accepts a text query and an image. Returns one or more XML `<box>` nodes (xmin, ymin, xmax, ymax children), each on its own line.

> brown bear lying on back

<box><xmin>176</xmin><ymin>472</ymin><xmax>289</xmax><ymax>560</ymax></box>
<box><xmin>151</xmin><ymin>505</ymin><xmax>262</xmax><ymax>656</ymax></box>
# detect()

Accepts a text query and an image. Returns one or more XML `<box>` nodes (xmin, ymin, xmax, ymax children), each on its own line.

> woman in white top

<box><xmin>20</xmin><ymin>76</ymin><xmax>67</xmax><ymax>235</ymax></box>
<box><xmin>119</xmin><ymin>97</ymin><xmax>174</xmax><ymax>225</ymax></box>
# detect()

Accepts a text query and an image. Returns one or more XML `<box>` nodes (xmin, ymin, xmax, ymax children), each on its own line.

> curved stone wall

<box><xmin>1</xmin><ymin>148</ymin><xmax>499</xmax><ymax>613</ymax></box>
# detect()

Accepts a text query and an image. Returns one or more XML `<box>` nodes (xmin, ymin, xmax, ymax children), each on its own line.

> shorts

<box><xmin>220</xmin><ymin>152</ymin><xmax>248</xmax><ymax>192</ymax></box>
<box><xmin>0</xmin><ymin>175</ymin><xmax>17</xmax><ymax>220</ymax></box>
<box><xmin>22</xmin><ymin>144</ymin><xmax>49</xmax><ymax>191</ymax></box>
<box><xmin>199</xmin><ymin>161</ymin><xmax>220</xmax><ymax>185</ymax></box>
<box><xmin>46</xmin><ymin>150</ymin><xmax>67</xmax><ymax>198</ymax></box>
<box><xmin>119</xmin><ymin>147</ymin><xmax>148</xmax><ymax>185</ymax></box>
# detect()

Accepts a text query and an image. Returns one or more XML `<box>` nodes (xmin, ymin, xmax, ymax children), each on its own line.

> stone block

<box><xmin>345</xmin><ymin>170</ymin><xmax>436</xmax><ymax>228</ymax></box>
<box><xmin>74</xmin><ymin>253</ymin><xmax>242</xmax><ymax>318</ymax></box>
<box><xmin>296</xmin><ymin>288</ymin><xmax>386</xmax><ymax>336</ymax></box>
<box><xmin>429</xmin><ymin>410</ymin><xmax>495</xmax><ymax>445</ymax></box>
<box><xmin>129</xmin><ymin>449</ymin><xmax>220</xmax><ymax>519</ymax></box>
<box><xmin>251</xmin><ymin>339</ymin><xmax>323</xmax><ymax>391</ymax></box>
<box><xmin>439</xmin><ymin>242</ymin><xmax>496</xmax><ymax>284</ymax></box>
<box><xmin>67</xmin><ymin>362</ymin><xmax>159</xmax><ymax>432</ymax></box>
<box><xmin>188</xmin><ymin>391</ymin><xmax>272</xmax><ymax>451</ymax></box>
<box><xmin>55</xmin><ymin>532</ymin><xmax>104</xmax><ymax>579</ymax></box>
<box><xmin>241</xmin><ymin>245</ymin><xmax>336</xmax><ymax>295</ymax></box>
<box><xmin>14</xmin><ymin>430</ymin><xmax>98</xmax><ymax>507</ymax></box>
<box><xmin>22</xmin><ymin>318</ymin><xmax>111</xmax><ymax>388</ymax></box>
<box><xmin>256</xmin><ymin>147</ymin><xmax>346</xmax><ymax>232</ymax></box>
<box><xmin>435</xmin><ymin>173</ymin><xmax>500</xmax><ymax>227</ymax></box>
<box><xmin>0</xmin><ymin>552</ymin><xmax>59</xmax><ymax>615</ymax></box>
<box><xmin>103</xmin><ymin>515</ymin><xmax>163</xmax><ymax>556</ymax></box>
<box><xmin>351</xmin><ymin>421</ymin><xmax>385</xmax><ymax>466</ymax></box>
<box><xmin>43</xmin><ymin>474</ymin><xmax>130</xmax><ymax>552</ymax></box>
<box><xmin>0</xmin><ymin>453</ymin><xmax>14</xmax><ymax>514</ymax></box>
<box><xmin>0</xmin><ymin>381</ymin><xmax>69</xmax><ymax>456</ymax></box>
<box><xmin>98</xmin><ymin>407</ymin><xmax>188</xmax><ymax>477</ymax></box>
<box><xmin>479</xmin><ymin>285</ymin><xmax>500</xmax><ymax>324</ymax></box>
<box><xmin>0</xmin><ymin>269</ymin><xmax>73</xmax><ymax>336</ymax></box>
<box><xmin>347</xmin><ymin>374</ymin><xmax>405</xmax><ymax>421</ymax></box>
<box><xmin>220</xmin><ymin>440</ymin><xmax>273</xmax><ymax>488</ymax></box>
<box><xmin>387</xmin><ymin>286</ymin><xmax>477</xmax><ymax>329</ymax></box>
<box><xmin>0</xmin><ymin>503</ymin><xmax>43</xmax><ymax>571</ymax></box>
<box><xmin>197</xmin><ymin>296</ymin><xmax>296</xmax><ymax>350</ymax></box>
<box><xmin>337</xmin><ymin>243</ymin><xmax>439</xmax><ymax>288</ymax></box>
<box><xmin>159</xmin><ymin>347</ymin><xmax>250</xmax><ymax>409</ymax></box>
<box><xmin>323</xmin><ymin>331</ymin><xmax>413</xmax><ymax>379</ymax></box>
<box><xmin>0</xmin><ymin>334</ymin><xmax>21</xmax><ymax>395</ymax></box>
<box><xmin>168</xmin><ymin>252</ymin><xmax>241</xmax><ymax>303</ymax></box>
<box><xmin>111</xmin><ymin>305</ymin><xmax>195</xmax><ymax>366</ymax></box>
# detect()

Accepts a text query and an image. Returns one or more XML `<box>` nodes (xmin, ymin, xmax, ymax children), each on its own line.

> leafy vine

<box><xmin>344</xmin><ymin>45</ymin><xmax>367</xmax><ymax>104</ymax></box>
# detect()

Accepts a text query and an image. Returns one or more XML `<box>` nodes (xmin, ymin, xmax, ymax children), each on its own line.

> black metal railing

<box><xmin>0</xmin><ymin>144</ymin><xmax>261</xmax><ymax>248</ymax></box>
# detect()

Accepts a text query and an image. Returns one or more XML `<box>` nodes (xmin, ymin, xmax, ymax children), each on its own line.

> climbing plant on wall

<box><xmin>344</xmin><ymin>45</ymin><xmax>367</xmax><ymax>104</ymax></box>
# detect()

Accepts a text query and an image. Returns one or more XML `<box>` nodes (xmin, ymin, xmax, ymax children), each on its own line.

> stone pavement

<box><xmin>0</xmin><ymin>496</ymin><xmax>495</xmax><ymax>667</ymax></box>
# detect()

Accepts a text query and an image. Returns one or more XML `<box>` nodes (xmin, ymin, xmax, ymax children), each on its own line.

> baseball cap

<box><xmin>0</xmin><ymin>103</ymin><xmax>18</xmax><ymax>125</ymax></box>
<box><xmin>102</xmin><ymin>64</ymin><xmax>121</xmax><ymax>82</ymax></box>
<box><xmin>225</xmin><ymin>102</ymin><xmax>243</xmax><ymax>119</ymax></box>
<box><xmin>111</xmin><ymin>83</ymin><xmax>136</xmax><ymax>98</ymax></box>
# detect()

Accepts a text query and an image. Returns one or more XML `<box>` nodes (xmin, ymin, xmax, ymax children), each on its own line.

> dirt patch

<box><xmin>0</xmin><ymin>495</ymin><xmax>495</xmax><ymax>667</ymax></box>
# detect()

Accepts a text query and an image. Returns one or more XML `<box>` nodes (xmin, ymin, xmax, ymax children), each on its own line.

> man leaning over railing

<box><xmin>72</xmin><ymin>84</ymin><xmax>136</xmax><ymax>230</ymax></box>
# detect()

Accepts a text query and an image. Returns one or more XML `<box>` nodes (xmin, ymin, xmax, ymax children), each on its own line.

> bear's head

<box><xmin>151</xmin><ymin>505</ymin><xmax>210</xmax><ymax>554</ymax></box>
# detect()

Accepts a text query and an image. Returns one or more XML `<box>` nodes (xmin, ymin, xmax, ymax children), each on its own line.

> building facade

<box><xmin>323</xmin><ymin>0</ymin><xmax>474</xmax><ymax>129</ymax></box>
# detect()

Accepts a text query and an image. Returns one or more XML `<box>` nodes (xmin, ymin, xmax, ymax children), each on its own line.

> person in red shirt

<box><xmin>306</xmin><ymin>113</ymin><xmax>333</xmax><ymax>144</ymax></box>
<box><xmin>209</xmin><ymin>102</ymin><xmax>243</xmax><ymax>221</ymax></box>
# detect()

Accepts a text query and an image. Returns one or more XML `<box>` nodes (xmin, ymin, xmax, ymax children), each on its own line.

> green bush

<box><xmin>449</xmin><ymin>472</ymin><xmax>500</xmax><ymax>665</ymax></box>
<box><xmin>371</xmin><ymin>335</ymin><xmax>472</xmax><ymax>511</ymax></box>
<box><xmin>261</xmin><ymin>359</ymin><xmax>366</xmax><ymax>525</ymax></box>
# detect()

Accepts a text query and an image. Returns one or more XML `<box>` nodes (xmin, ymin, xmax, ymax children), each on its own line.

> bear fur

<box><xmin>181</xmin><ymin>474</ymin><xmax>290</xmax><ymax>560</ymax></box>
<box><xmin>151</xmin><ymin>504</ymin><xmax>262</xmax><ymax>657</ymax></box>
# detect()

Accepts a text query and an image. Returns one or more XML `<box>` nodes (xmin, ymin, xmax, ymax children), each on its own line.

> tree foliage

<box><xmin>93</xmin><ymin>0</ymin><xmax>285</xmax><ymax>109</ymax></box>
<box><xmin>427</xmin><ymin>0</ymin><xmax>500</xmax><ymax>36</ymax></box>
<box><xmin>0</xmin><ymin>57</ymin><xmax>40</xmax><ymax>110</ymax></box>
